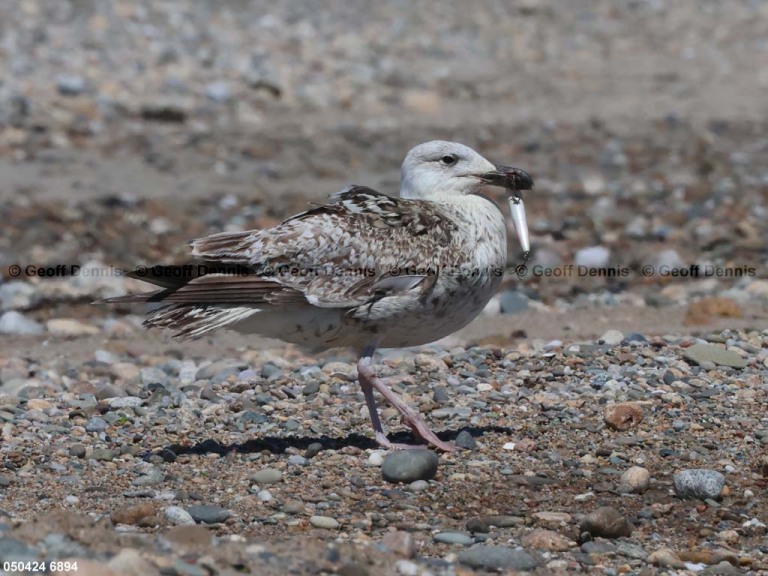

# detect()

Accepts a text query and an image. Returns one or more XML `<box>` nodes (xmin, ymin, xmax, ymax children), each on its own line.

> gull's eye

<box><xmin>439</xmin><ymin>154</ymin><xmax>458</xmax><ymax>166</ymax></box>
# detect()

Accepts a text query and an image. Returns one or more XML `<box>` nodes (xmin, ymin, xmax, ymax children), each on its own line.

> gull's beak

<box><xmin>479</xmin><ymin>165</ymin><xmax>534</xmax><ymax>191</ymax></box>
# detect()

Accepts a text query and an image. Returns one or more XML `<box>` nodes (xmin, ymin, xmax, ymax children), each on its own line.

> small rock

<box><xmin>381</xmin><ymin>450</ymin><xmax>439</xmax><ymax>483</ymax></box>
<box><xmin>86</xmin><ymin>417</ymin><xmax>108</xmax><ymax>432</ymax></box>
<box><xmin>47</xmin><ymin>318</ymin><xmax>99</xmax><ymax>336</ymax></box>
<box><xmin>164</xmin><ymin>506</ymin><xmax>196</xmax><ymax>526</ymax></box>
<box><xmin>575</xmin><ymin>246</ymin><xmax>610</xmax><ymax>268</ymax></box>
<box><xmin>251</xmin><ymin>468</ymin><xmax>283</xmax><ymax>484</ymax></box>
<box><xmin>108</xmin><ymin>396</ymin><xmax>143</xmax><ymax>409</ymax></box>
<box><xmin>91</xmin><ymin>448</ymin><xmax>114</xmax><ymax>461</ymax></box>
<box><xmin>310</xmin><ymin>515</ymin><xmax>340</xmax><ymax>529</ymax></box>
<box><xmin>673</xmin><ymin>469</ymin><xmax>726</xmax><ymax>500</ymax></box>
<box><xmin>69</xmin><ymin>444</ymin><xmax>87</xmax><ymax>458</ymax></box>
<box><xmin>683</xmin><ymin>343</ymin><xmax>748</xmax><ymax>369</ymax></box>
<box><xmin>600</xmin><ymin>329</ymin><xmax>624</xmax><ymax>346</ymax></box>
<box><xmin>0</xmin><ymin>281</ymin><xmax>39</xmax><ymax>310</ymax></box>
<box><xmin>532</xmin><ymin>511</ymin><xmax>572</xmax><ymax>525</ymax></box>
<box><xmin>186</xmin><ymin>505</ymin><xmax>231</xmax><ymax>524</ymax></box>
<box><xmin>604</xmin><ymin>402</ymin><xmax>644</xmax><ymax>431</ymax></box>
<box><xmin>0</xmin><ymin>311</ymin><xmax>43</xmax><ymax>335</ymax></box>
<box><xmin>95</xmin><ymin>384</ymin><xmax>125</xmax><ymax>400</ymax></box>
<box><xmin>434</xmin><ymin>532</ymin><xmax>475</xmax><ymax>546</ymax></box>
<box><xmin>647</xmin><ymin>548</ymin><xmax>685</xmax><ymax>568</ymax></box>
<box><xmin>305</xmin><ymin>442</ymin><xmax>323</xmax><ymax>458</ymax></box>
<box><xmin>459</xmin><ymin>545</ymin><xmax>540</xmax><ymax>571</ymax></box>
<box><xmin>368</xmin><ymin>451</ymin><xmax>384</xmax><ymax>466</ymax></box>
<box><xmin>206</xmin><ymin>81</ymin><xmax>231</xmax><ymax>102</ymax></box>
<box><xmin>620</xmin><ymin>466</ymin><xmax>651</xmax><ymax>494</ymax></box>
<box><xmin>580</xmin><ymin>506</ymin><xmax>633</xmax><ymax>539</ymax></box>
<box><xmin>498</xmin><ymin>291</ymin><xmax>529</xmax><ymax>314</ymax></box>
<box><xmin>380</xmin><ymin>530</ymin><xmax>415</xmax><ymax>558</ymax></box>
<box><xmin>455</xmin><ymin>430</ymin><xmax>477</xmax><ymax>450</ymax></box>
<box><xmin>467</xmin><ymin>515</ymin><xmax>523</xmax><ymax>533</ymax></box>
<box><xmin>521</xmin><ymin>529</ymin><xmax>574</xmax><ymax>551</ymax></box>
<box><xmin>111</xmin><ymin>503</ymin><xmax>156</xmax><ymax>525</ymax></box>
<box><xmin>56</xmin><ymin>74</ymin><xmax>86</xmax><ymax>96</ymax></box>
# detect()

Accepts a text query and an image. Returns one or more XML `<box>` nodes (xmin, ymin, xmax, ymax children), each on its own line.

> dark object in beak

<box><xmin>480</xmin><ymin>166</ymin><xmax>534</xmax><ymax>190</ymax></box>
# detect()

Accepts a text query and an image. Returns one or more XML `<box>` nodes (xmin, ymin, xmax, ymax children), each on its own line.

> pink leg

<box><xmin>357</xmin><ymin>356</ymin><xmax>455</xmax><ymax>452</ymax></box>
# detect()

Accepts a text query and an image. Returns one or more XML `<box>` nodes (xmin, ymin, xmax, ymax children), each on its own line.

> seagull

<box><xmin>101</xmin><ymin>141</ymin><xmax>533</xmax><ymax>452</ymax></box>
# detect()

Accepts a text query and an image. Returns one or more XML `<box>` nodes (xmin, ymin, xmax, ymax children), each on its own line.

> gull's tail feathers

<box><xmin>144</xmin><ymin>305</ymin><xmax>260</xmax><ymax>341</ymax></box>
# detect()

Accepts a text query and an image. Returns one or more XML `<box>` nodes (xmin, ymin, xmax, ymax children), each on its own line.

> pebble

<box><xmin>454</xmin><ymin>430</ymin><xmax>477</xmax><ymax>450</ymax></box>
<box><xmin>381</xmin><ymin>450</ymin><xmax>439</xmax><ymax>483</ymax></box>
<box><xmin>619</xmin><ymin>466</ymin><xmax>650</xmax><ymax>494</ymax></box>
<box><xmin>0</xmin><ymin>311</ymin><xmax>43</xmax><ymax>335</ymax></box>
<box><xmin>56</xmin><ymin>74</ymin><xmax>86</xmax><ymax>96</ymax></box>
<box><xmin>91</xmin><ymin>448</ymin><xmax>114</xmax><ymax>461</ymax></box>
<box><xmin>367</xmin><ymin>451</ymin><xmax>384</xmax><ymax>466</ymax></box>
<box><xmin>459</xmin><ymin>545</ymin><xmax>540</xmax><ymax>571</ymax></box>
<box><xmin>164</xmin><ymin>506</ymin><xmax>196</xmax><ymax>526</ymax></box>
<box><xmin>673</xmin><ymin>469</ymin><xmax>726</xmax><ymax>500</ymax></box>
<box><xmin>466</xmin><ymin>515</ymin><xmax>523</xmax><ymax>533</ymax></box>
<box><xmin>521</xmin><ymin>529</ymin><xmax>574</xmax><ymax>551</ymax></box>
<box><xmin>497</xmin><ymin>291</ymin><xmax>529</xmax><ymax>314</ymax></box>
<box><xmin>47</xmin><ymin>318</ymin><xmax>99</xmax><ymax>336</ymax></box>
<box><xmin>186</xmin><ymin>505</ymin><xmax>230</xmax><ymax>524</ymax></box>
<box><xmin>575</xmin><ymin>246</ymin><xmax>610</xmax><ymax>268</ymax></box>
<box><xmin>85</xmin><ymin>417</ymin><xmax>108</xmax><ymax>432</ymax></box>
<box><xmin>599</xmin><ymin>329</ymin><xmax>624</xmax><ymax>346</ymax></box>
<box><xmin>110</xmin><ymin>503</ymin><xmax>156</xmax><ymax>525</ymax></box>
<box><xmin>604</xmin><ymin>402</ymin><xmax>644</xmax><ymax>431</ymax></box>
<box><xmin>579</xmin><ymin>507</ymin><xmax>633</xmax><ymax>539</ymax></box>
<box><xmin>683</xmin><ymin>343</ymin><xmax>748</xmax><ymax>368</ymax></box>
<box><xmin>107</xmin><ymin>396</ymin><xmax>143</xmax><ymax>409</ymax></box>
<box><xmin>251</xmin><ymin>468</ymin><xmax>283</xmax><ymax>484</ymax></box>
<box><xmin>309</xmin><ymin>515</ymin><xmax>340</xmax><ymax>529</ymax></box>
<box><xmin>647</xmin><ymin>548</ymin><xmax>685</xmax><ymax>568</ymax></box>
<box><xmin>433</xmin><ymin>532</ymin><xmax>475</xmax><ymax>546</ymax></box>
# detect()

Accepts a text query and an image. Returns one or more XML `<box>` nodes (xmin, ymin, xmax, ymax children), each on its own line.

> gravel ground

<box><xmin>2</xmin><ymin>1</ymin><xmax>768</xmax><ymax>575</ymax></box>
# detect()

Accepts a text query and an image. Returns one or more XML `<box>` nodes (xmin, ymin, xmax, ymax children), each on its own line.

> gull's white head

<box><xmin>400</xmin><ymin>140</ymin><xmax>533</xmax><ymax>201</ymax></box>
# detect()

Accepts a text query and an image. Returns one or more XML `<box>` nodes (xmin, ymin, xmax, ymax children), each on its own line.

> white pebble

<box><xmin>503</xmin><ymin>442</ymin><xmax>516</xmax><ymax>451</ymax></box>
<box><xmin>395</xmin><ymin>559</ymin><xmax>419</xmax><ymax>576</ymax></box>
<box><xmin>368</xmin><ymin>451</ymin><xmax>384</xmax><ymax>466</ymax></box>
<box><xmin>257</xmin><ymin>490</ymin><xmax>273</xmax><ymax>502</ymax></box>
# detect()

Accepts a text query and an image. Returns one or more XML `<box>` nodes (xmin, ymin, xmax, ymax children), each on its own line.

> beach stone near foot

<box><xmin>619</xmin><ymin>466</ymin><xmax>651</xmax><ymax>494</ymax></box>
<box><xmin>683</xmin><ymin>343</ymin><xmax>748</xmax><ymax>368</ymax></box>
<box><xmin>604</xmin><ymin>402</ymin><xmax>644</xmax><ymax>431</ymax></box>
<box><xmin>186</xmin><ymin>505</ymin><xmax>231</xmax><ymax>524</ymax></box>
<box><xmin>310</xmin><ymin>515</ymin><xmax>340</xmax><ymax>529</ymax></box>
<box><xmin>673</xmin><ymin>469</ymin><xmax>726</xmax><ymax>500</ymax></box>
<box><xmin>165</xmin><ymin>506</ymin><xmax>196</xmax><ymax>526</ymax></box>
<box><xmin>381</xmin><ymin>450</ymin><xmax>439</xmax><ymax>483</ymax></box>
<box><xmin>459</xmin><ymin>545</ymin><xmax>540</xmax><ymax>571</ymax></box>
<box><xmin>455</xmin><ymin>429</ymin><xmax>477</xmax><ymax>450</ymax></box>
<box><xmin>251</xmin><ymin>468</ymin><xmax>283</xmax><ymax>484</ymax></box>
<box><xmin>580</xmin><ymin>507</ymin><xmax>633</xmax><ymax>539</ymax></box>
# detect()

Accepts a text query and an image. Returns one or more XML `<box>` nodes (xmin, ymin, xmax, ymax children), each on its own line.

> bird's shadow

<box><xmin>156</xmin><ymin>425</ymin><xmax>515</xmax><ymax>458</ymax></box>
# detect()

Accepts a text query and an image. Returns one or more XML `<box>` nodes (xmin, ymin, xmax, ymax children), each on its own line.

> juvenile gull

<box><xmin>102</xmin><ymin>141</ymin><xmax>533</xmax><ymax>452</ymax></box>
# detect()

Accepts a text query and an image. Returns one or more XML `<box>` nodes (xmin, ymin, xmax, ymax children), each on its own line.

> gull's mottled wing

<box><xmin>189</xmin><ymin>186</ymin><xmax>459</xmax><ymax>308</ymax></box>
